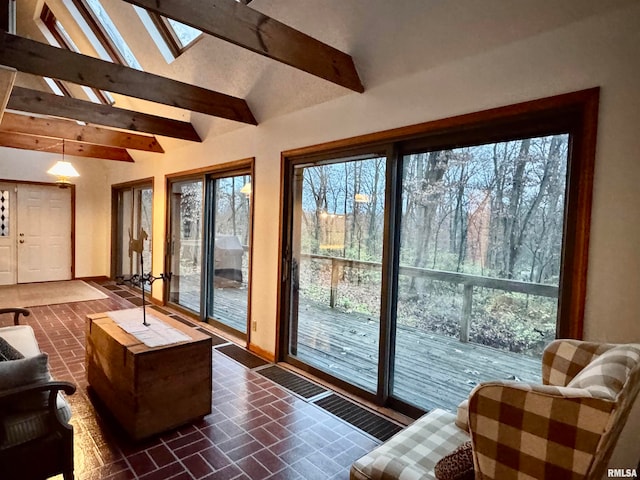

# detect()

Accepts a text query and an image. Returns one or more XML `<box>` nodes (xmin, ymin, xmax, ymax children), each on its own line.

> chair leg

<box><xmin>63</xmin><ymin>426</ymin><xmax>75</xmax><ymax>480</ymax></box>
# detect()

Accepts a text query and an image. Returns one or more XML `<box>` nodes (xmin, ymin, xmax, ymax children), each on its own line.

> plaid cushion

<box><xmin>469</xmin><ymin>381</ymin><xmax>615</xmax><ymax>480</ymax></box>
<box><xmin>350</xmin><ymin>409</ymin><xmax>469</xmax><ymax>480</ymax></box>
<box><xmin>567</xmin><ymin>345</ymin><xmax>640</xmax><ymax>399</ymax></box>
<box><xmin>542</xmin><ymin>340</ymin><xmax>609</xmax><ymax>386</ymax></box>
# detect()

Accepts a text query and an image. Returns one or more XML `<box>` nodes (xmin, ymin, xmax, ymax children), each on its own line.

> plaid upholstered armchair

<box><xmin>469</xmin><ymin>339</ymin><xmax>640</xmax><ymax>479</ymax></box>
<box><xmin>351</xmin><ymin>339</ymin><xmax>640</xmax><ymax>480</ymax></box>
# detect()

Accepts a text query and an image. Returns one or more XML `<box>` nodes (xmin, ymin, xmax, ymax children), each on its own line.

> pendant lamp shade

<box><xmin>47</xmin><ymin>141</ymin><xmax>79</xmax><ymax>187</ymax></box>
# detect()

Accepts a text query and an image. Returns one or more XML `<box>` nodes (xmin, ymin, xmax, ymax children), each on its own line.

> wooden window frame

<box><xmin>278</xmin><ymin>88</ymin><xmax>599</xmax><ymax>413</ymax></box>
<box><xmin>147</xmin><ymin>13</ymin><xmax>190</xmax><ymax>58</ymax></box>
<box><xmin>146</xmin><ymin>12</ymin><xmax>205</xmax><ymax>58</ymax></box>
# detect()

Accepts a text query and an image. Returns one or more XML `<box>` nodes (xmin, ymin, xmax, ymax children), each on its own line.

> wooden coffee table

<box><xmin>86</xmin><ymin>309</ymin><xmax>212</xmax><ymax>440</ymax></box>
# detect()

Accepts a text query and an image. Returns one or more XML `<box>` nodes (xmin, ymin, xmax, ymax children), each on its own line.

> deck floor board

<box><xmin>178</xmin><ymin>285</ymin><xmax>541</xmax><ymax>411</ymax></box>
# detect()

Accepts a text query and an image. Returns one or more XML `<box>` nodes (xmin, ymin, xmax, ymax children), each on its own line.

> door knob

<box><xmin>19</xmin><ymin>233</ymin><xmax>24</xmax><ymax>237</ymax></box>
<box><xmin>19</xmin><ymin>240</ymin><xmax>24</xmax><ymax>244</ymax></box>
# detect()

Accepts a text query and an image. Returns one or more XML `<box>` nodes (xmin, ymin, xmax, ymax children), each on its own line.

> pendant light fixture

<box><xmin>47</xmin><ymin>140</ymin><xmax>79</xmax><ymax>188</ymax></box>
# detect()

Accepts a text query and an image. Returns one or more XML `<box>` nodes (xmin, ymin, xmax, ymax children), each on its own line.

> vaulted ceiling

<box><xmin>0</xmin><ymin>0</ymin><xmax>635</xmax><ymax>163</ymax></box>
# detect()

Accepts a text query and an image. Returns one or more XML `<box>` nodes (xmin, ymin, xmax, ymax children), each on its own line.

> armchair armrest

<box><xmin>468</xmin><ymin>381</ymin><xmax>614</xmax><ymax>480</ymax></box>
<box><xmin>542</xmin><ymin>339</ymin><xmax>615</xmax><ymax>386</ymax></box>
<box><xmin>0</xmin><ymin>380</ymin><xmax>76</xmax><ymax>404</ymax></box>
<box><xmin>0</xmin><ymin>308</ymin><xmax>31</xmax><ymax>326</ymax></box>
<box><xmin>0</xmin><ymin>381</ymin><xmax>76</xmax><ymax>443</ymax></box>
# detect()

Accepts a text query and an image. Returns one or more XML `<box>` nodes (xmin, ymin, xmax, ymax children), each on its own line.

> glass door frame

<box><xmin>279</xmin><ymin>90</ymin><xmax>599</xmax><ymax>418</ymax></box>
<box><xmin>204</xmin><ymin>167</ymin><xmax>254</xmax><ymax>338</ymax></box>
<box><xmin>279</xmin><ymin>144</ymin><xmax>399</xmax><ymax>409</ymax></box>
<box><xmin>166</xmin><ymin>175</ymin><xmax>204</xmax><ymax>314</ymax></box>
<box><xmin>164</xmin><ymin>159</ymin><xmax>255</xmax><ymax>341</ymax></box>
<box><xmin>110</xmin><ymin>178</ymin><xmax>154</xmax><ymax>283</ymax></box>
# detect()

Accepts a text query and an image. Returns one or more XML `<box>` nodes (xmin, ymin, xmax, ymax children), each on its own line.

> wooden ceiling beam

<box><xmin>0</xmin><ymin>31</ymin><xmax>257</xmax><ymax>125</ymax></box>
<box><xmin>7</xmin><ymin>87</ymin><xmax>202</xmax><ymax>142</ymax></box>
<box><xmin>0</xmin><ymin>64</ymin><xmax>16</xmax><ymax>122</ymax></box>
<box><xmin>0</xmin><ymin>112</ymin><xmax>164</xmax><ymax>153</ymax></box>
<box><xmin>0</xmin><ymin>131</ymin><xmax>134</xmax><ymax>162</ymax></box>
<box><xmin>124</xmin><ymin>0</ymin><xmax>364</xmax><ymax>93</ymax></box>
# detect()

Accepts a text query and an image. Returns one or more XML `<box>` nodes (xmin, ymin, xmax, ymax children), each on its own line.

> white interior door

<box><xmin>0</xmin><ymin>184</ymin><xmax>17</xmax><ymax>285</ymax></box>
<box><xmin>17</xmin><ymin>184</ymin><xmax>72</xmax><ymax>283</ymax></box>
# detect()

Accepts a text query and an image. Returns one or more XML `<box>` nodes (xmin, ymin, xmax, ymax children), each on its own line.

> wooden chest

<box><xmin>86</xmin><ymin>310</ymin><xmax>212</xmax><ymax>440</ymax></box>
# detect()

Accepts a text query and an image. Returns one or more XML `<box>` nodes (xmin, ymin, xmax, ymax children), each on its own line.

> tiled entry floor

<box><xmin>6</xmin><ymin>284</ymin><xmax>381</xmax><ymax>480</ymax></box>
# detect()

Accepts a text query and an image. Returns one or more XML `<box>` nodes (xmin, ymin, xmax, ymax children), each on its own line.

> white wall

<box><xmin>2</xmin><ymin>1</ymin><xmax>639</xmax><ymax>469</ymax></box>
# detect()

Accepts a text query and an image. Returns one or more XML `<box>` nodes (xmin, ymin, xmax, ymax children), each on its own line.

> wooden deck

<box><xmin>177</xmin><ymin>284</ymin><xmax>541</xmax><ymax>412</ymax></box>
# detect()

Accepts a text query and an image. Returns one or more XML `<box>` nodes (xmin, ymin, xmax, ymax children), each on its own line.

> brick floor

<box><xmin>4</xmin><ymin>284</ymin><xmax>380</xmax><ymax>479</ymax></box>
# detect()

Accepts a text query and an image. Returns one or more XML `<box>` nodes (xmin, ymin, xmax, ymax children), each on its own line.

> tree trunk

<box><xmin>367</xmin><ymin>158</ymin><xmax>381</xmax><ymax>255</ymax></box>
<box><xmin>506</xmin><ymin>138</ymin><xmax>530</xmax><ymax>278</ymax></box>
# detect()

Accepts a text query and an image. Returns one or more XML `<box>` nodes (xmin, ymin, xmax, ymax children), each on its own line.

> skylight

<box><xmin>73</xmin><ymin>0</ymin><xmax>142</xmax><ymax>70</ymax></box>
<box><xmin>136</xmin><ymin>0</ymin><xmax>251</xmax><ymax>61</ymax></box>
<box><xmin>166</xmin><ymin>19</ymin><xmax>201</xmax><ymax>50</ymax></box>
<box><xmin>40</xmin><ymin>4</ymin><xmax>114</xmax><ymax>104</ymax></box>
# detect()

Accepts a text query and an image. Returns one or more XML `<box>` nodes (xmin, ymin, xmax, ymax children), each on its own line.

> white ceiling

<box><xmin>14</xmin><ymin>0</ymin><xmax>636</xmax><ymax>142</ymax></box>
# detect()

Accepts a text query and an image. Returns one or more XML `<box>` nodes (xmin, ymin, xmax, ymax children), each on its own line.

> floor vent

<box><xmin>216</xmin><ymin>344</ymin><xmax>268</xmax><ymax>369</ymax></box>
<box><xmin>114</xmin><ymin>290</ymin><xmax>136</xmax><ymax>299</ymax></box>
<box><xmin>103</xmin><ymin>285</ymin><xmax>123</xmax><ymax>291</ymax></box>
<box><xmin>314</xmin><ymin>394</ymin><xmax>403</xmax><ymax>442</ymax></box>
<box><xmin>196</xmin><ymin>328</ymin><xmax>228</xmax><ymax>346</ymax></box>
<box><xmin>257</xmin><ymin>366</ymin><xmax>327</xmax><ymax>399</ymax></box>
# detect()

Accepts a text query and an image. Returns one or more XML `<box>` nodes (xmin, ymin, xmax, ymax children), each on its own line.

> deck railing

<box><xmin>301</xmin><ymin>253</ymin><xmax>558</xmax><ymax>343</ymax></box>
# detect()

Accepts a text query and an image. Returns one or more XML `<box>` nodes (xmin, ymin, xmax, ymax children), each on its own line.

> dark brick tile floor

<box><xmin>3</xmin><ymin>284</ymin><xmax>379</xmax><ymax>479</ymax></box>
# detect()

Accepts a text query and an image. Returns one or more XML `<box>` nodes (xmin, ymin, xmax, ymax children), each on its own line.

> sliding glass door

<box><xmin>113</xmin><ymin>181</ymin><xmax>152</xmax><ymax>289</ymax></box>
<box><xmin>166</xmin><ymin>163</ymin><xmax>253</xmax><ymax>337</ymax></box>
<box><xmin>281</xmin><ymin>92</ymin><xmax>597</xmax><ymax>416</ymax></box>
<box><xmin>168</xmin><ymin>179</ymin><xmax>203</xmax><ymax>311</ymax></box>
<box><xmin>284</xmin><ymin>139</ymin><xmax>569</xmax><ymax>412</ymax></box>
<box><xmin>392</xmin><ymin>137</ymin><xmax>567</xmax><ymax>410</ymax></box>
<box><xmin>207</xmin><ymin>174</ymin><xmax>252</xmax><ymax>334</ymax></box>
<box><xmin>285</xmin><ymin>154</ymin><xmax>387</xmax><ymax>393</ymax></box>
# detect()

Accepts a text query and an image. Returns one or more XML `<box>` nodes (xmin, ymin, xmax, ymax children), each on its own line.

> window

<box><xmin>70</xmin><ymin>0</ymin><xmax>142</xmax><ymax>70</ymax></box>
<box><xmin>0</xmin><ymin>190</ymin><xmax>9</xmax><ymax>237</ymax></box>
<box><xmin>280</xmin><ymin>89</ymin><xmax>599</xmax><ymax>416</ymax></box>
<box><xmin>40</xmin><ymin>4</ymin><xmax>114</xmax><ymax>104</ymax></box>
<box><xmin>145</xmin><ymin>13</ymin><xmax>202</xmax><ymax>58</ymax></box>
<box><xmin>132</xmin><ymin>7</ymin><xmax>200</xmax><ymax>60</ymax></box>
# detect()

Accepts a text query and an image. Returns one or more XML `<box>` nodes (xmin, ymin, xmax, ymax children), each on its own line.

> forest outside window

<box><xmin>280</xmin><ymin>89</ymin><xmax>599</xmax><ymax>416</ymax></box>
